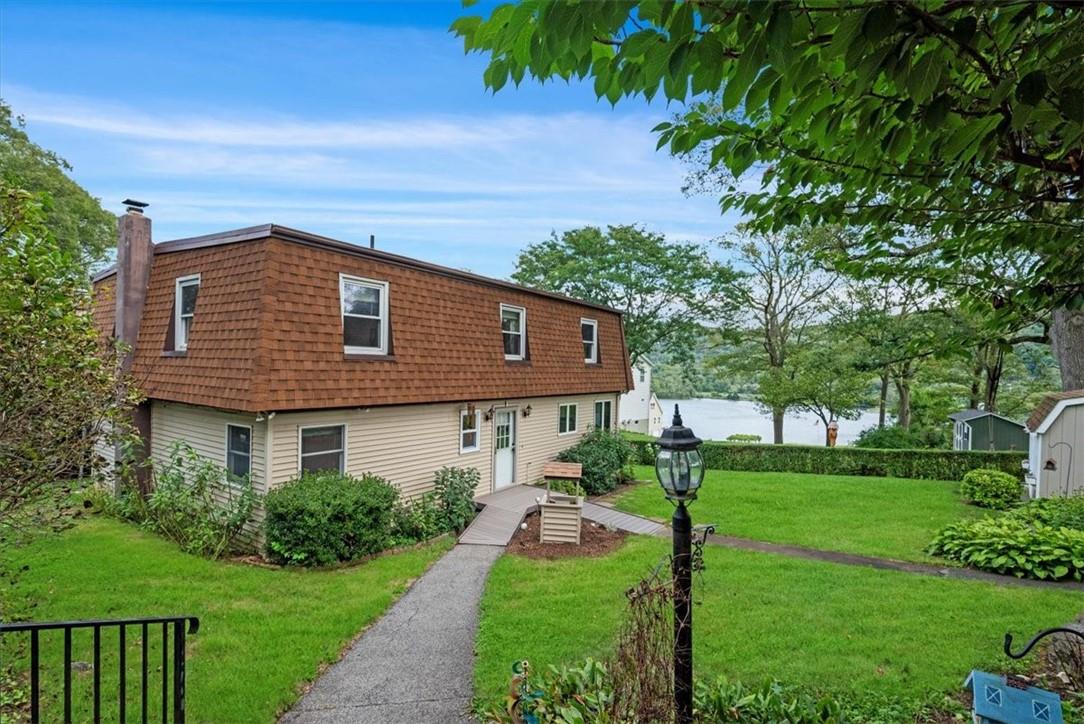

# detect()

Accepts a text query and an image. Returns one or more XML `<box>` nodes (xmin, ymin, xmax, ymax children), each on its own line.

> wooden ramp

<box><xmin>459</xmin><ymin>485</ymin><xmax>664</xmax><ymax>546</ymax></box>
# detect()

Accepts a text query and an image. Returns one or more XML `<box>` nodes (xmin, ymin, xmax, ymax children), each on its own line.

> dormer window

<box><xmin>581</xmin><ymin>318</ymin><xmax>598</xmax><ymax>363</ymax></box>
<box><xmin>501</xmin><ymin>304</ymin><xmax>526</xmax><ymax>360</ymax></box>
<box><xmin>341</xmin><ymin>274</ymin><xmax>389</xmax><ymax>355</ymax></box>
<box><xmin>174</xmin><ymin>274</ymin><xmax>200</xmax><ymax>351</ymax></box>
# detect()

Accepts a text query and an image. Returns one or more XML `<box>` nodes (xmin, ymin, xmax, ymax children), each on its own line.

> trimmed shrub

<box><xmin>433</xmin><ymin>466</ymin><xmax>479</xmax><ymax>532</ymax></box>
<box><xmin>625</xmin><ymin>438</ymin><xmax>1024</xmax><ymax>481</ymax></box>
<box><xmin>960</xmin><ymin>468</ymin><xmax>1023</xmax><ymax>509</ymax></box>
<box><xmin>726</xmin><ymin>433</ymin><xmax>762</xmax><ymax>443</ymax></box>
<box><xmin>849</xmin><ymin>424</ymin><xmax>945</xmax><ymax>446</ymax></box>
<box><xmin>928</xmin><ymin>516</ymin><xmax>1084</xmax><ymax>581</ymax></box>
<box><xmin>265</xmin><ymin>471</ymin><xmax>398</xmax><ymax>566</ymax></box>
<box><xmin>557</xmin><ymin>428</ymin><xmax>633</xmax><ymax>495</ymax></box>
<box><xmin>110</xmin><ymin>442</ymin><xmax>257</xmax><ymax>558</ymax></box>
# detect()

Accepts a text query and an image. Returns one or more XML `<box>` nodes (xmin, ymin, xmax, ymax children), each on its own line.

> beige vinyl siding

<box><xmin>92</xmin><ymin>422</ymin><xmax>116</xmax><ymax>482</ymax></box>
<box><xmin>150</xmin><ymin>401</ymin><xmax>268</xmax><ymax>496</ymax></box>
<box><xmin>268</xmin><ymin>392</ymin><xmax>619</xmax><ymax>499</ymax></box>
<box><xmin>1039</xmin><ymin>403</ymin><xmax>1084</xmax><ymax>497</ymax></box>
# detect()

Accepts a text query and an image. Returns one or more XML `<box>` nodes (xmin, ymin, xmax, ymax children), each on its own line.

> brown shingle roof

<box><xmin>1026</xmin><ymin>389</ymin><xmax>1084</xmax><ymax>431</ymax></box>
<box><xmin>93</xmin><ymin>227</ymin><xmax>632</xmax><ymax>412</ymax></box>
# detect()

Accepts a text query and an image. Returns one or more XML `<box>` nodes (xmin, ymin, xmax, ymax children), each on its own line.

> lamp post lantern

<box><xmin>654</xmin><ymin>404</ymin><xmax>704</xmax><ymax>724</ymax></box>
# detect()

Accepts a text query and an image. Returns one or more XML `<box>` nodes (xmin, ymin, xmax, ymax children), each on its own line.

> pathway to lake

<box><xmin>661</xmin><ymin>398</ymin><xmax>881</xmax><ymax>446</ymax></box>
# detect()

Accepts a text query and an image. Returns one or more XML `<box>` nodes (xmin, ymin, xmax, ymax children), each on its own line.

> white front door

<box><xmin>494</xmin><ymin>409</ymin><xmax>516</xmax><ymax>489</ymax></box>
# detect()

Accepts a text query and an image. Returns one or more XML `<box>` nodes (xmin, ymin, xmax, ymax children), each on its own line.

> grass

<box><xmin>474</xmin><ymin>535</ymin><xmax>1084</xmax><ymax>714</ymax></box>
<box><xmin>1</xmin><ymin>516</ymin><xmax>452</xmax><ymax>723</ymax></box>
<box><xmin>613</xmin><ymin>465</ymin><xmax>983</xmax><ymax>562</ymax></box>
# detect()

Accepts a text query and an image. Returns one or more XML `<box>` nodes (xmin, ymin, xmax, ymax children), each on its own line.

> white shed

<box><xmin>1025</xmin><ymin>389</ymin><xmax>1084</xmax><ymax>498</ymax></box>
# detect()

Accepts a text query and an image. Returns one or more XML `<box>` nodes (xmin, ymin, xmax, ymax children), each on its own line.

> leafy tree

<box><xmin>453</xmin><ymin>2</ymin><xmax>1084</xmax><ymax>389</ymax></box>
<box><xmin>0</xmin><ymin>185</ymin><xmax>130</xmax><ymax>539</ymax></box>
<box><xmin>722</xmin><ymin>227</ymin><xmax>837</xmax><ymax>443</ymax></box>
<box><xmin>773</xmin><ymin>338</ymin><xmax>873</xmax><ymax>445</ymax></box>
<box><xmin>511</xmin><ymin>224</ymin><xmax>735</xmax><ymax>364</ymax></box>
<box><xmin>0</xmin><ymin>101</ymin><xmax>115</xmax><ymax>263</ymax></box>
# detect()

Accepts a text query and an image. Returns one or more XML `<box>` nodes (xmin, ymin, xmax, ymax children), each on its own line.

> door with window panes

<box><xmin>493</xmin><ymin>409</ymin><xmax>516</xmax><ymax>489</ymax></box>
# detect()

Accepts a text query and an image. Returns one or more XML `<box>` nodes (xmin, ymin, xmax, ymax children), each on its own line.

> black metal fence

<box><xmin>0</xmin><ymin>615</ymin><xmax>199</xmax><ymax>724</ymax></box>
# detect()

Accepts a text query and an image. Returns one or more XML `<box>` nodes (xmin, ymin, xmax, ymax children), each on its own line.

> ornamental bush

<box><xmin>111</xmin><ymin>442</ymin><xmax>258</xmax><ymax>558</ymax></box>
<box><xmin>433</xmin><ymin>466</ymin><xmax>479</xmax><ymax>532</ymax></box>
<box><xmin>557</xmin><ymin>428</ymin><xmax>633</xmax><ymax>495</ymax></box>
<box><xmin>928</xmin><ymin>516</ymin><xmax>1084</xmax><ymax>581</ymax></box>
<box><xmin>625</xmin><ymin>439</ymin><xmax>1023</xmax><ymax>481</ymax></box>
<box><xmin>960</xmin><ymin>468</ymin><xmax>1023</xmax><ymax>509</ymax></box>
<box><xmin>265</xmin><ymin>471</ymin><xmax>398</xmax><ymax>566</ymax></box>
<box><xmin>726</xmin><ymin>433</ymin><xmax>762</xmax><ymax>443</ymax></box>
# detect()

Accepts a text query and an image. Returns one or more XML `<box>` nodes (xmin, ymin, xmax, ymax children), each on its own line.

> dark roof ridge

<box><xmin>95</xmin><ymin>223</ymin><xmax>622</xmax><ymax>315</ymax></box>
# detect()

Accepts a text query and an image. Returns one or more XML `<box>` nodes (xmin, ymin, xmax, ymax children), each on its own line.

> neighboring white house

<box><xmin>1024</xmin><ymin>389</ymin><xmax>1084</xmax><ymax>498</ymax></box>
<box><xmin>619</xmin><ymin>358</ymin><xmax>664</xmax><ymax>437</ymax></box>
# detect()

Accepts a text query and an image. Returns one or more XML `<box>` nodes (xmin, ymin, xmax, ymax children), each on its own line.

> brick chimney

<box><xmin>114</xmin><ymin>199</ymin><xmax>153</xmax><ymax>490</ymax></box>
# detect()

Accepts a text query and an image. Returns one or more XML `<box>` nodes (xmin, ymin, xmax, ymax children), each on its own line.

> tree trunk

<box><xmin>878</xmin><ymin>373</ymin><xmax>889</xmax><ymax>428</ymax></box>
<box><xmin>983</xmin><ymin>346</ymin><xmax>1004</xmax><ymax>412</ymax></box>
<box><xmin>1052</xmin><ymin>307</ymin><xmax>1084</xmax><ymax>390</ymax></box>
<box><xmin>895</xmin><ymin>379</ymin><xmax>912</xmax><ymax>429</ymax></box>
<box><xmin>772</xmin><ymin>408</ymin><xmax>784</xmax><ymax>444</ymax></box>
<box><xmin>968</xmin><ymin>361</ymin><xmax>982</xmax><ymax>409</ymax></box>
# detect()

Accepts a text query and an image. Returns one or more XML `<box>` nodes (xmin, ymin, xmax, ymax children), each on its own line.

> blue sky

<box><xmin>1</xmin><ymin>1</ymin><xmax>741</xmax><ymax>277</ymax></box>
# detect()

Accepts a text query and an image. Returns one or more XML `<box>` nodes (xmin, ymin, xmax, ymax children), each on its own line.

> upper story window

<box><xmin>501</xmin><ymin>304</ymin><xmax>526</xmax><ymax>360</ymax></box>
<box><xmin>581</xmin><ymin>318</ymin><xmax>598</xmax><ymax>363</ymax></box>
<box><xmin>340</xmin><ymin>274</ymin><xmax>389</xmax><ymax>355</ymax></box>
<box><xmin>460</xmin><ymin>409</ymin><xmax>480</xmax><ymax>453</ymax></box>
<box><xmin>174</xmin><ymin>274</ymin><xmax>200</xmax><ymax>351</ymax></box>
<box><xmin>226</xmin><ymin>424</ymin><xmax>251</xmax><ymax>479</ymax></box>
<box><xmin>640</xmin><ymin>366</ymin><xmax>646</xmax><ymax>383</ymax></box>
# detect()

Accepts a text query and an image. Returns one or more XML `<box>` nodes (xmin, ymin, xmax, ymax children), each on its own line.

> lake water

<box><xmin>660</xmin><ymin>398</ymin><xmax>881</xmax><ymax>446</ymax></box>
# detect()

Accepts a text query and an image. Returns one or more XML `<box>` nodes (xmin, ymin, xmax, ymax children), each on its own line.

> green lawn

<box><xmin>1</xmin><ymin>517</ymin><xmax>451</xmax><ymax>723</ymax></box>
<box><xmin>614</xmin><ymin>465</ymin><xmax>982</xmax><ymax>562</ymax></box>
<box><xmin>475</xmin><ymin>536</ymin><xmax>1083</xmax><ymax>714</ymax></box>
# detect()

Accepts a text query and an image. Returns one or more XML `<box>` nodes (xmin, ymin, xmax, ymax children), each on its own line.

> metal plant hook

<box><xmin>692</xmin><ymin>524</ymin><xmax>716</xmax><ymax>573</ymax></box>
<box><xmin>1004</xmin><ymin>627</ymin><xmax>1084</xmax><ymax>659</ymax></box>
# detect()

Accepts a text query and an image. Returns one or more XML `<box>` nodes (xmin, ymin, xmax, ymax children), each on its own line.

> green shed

<box><xmin>949</xmin><ymin>409</ymin><xmax>1028</xmax><ymax>452</ymax></box>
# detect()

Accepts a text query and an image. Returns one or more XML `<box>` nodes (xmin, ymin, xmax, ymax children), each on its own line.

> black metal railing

<box><xmin>0</xmin><ymin>615</ymin><xmax>199</xmax><ymax>724</ymax></box>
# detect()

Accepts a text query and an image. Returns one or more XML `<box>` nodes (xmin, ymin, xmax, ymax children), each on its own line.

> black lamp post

<box><xmin>654</xmin><ymin>404</ymin><xmax>705</xmax><ymax>724</ymax></box>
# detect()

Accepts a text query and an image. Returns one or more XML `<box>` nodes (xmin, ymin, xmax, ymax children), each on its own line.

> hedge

<box><xmin>626</xmin><ymin>440</ymin><xmax>1025</xmax><ymax>481</ymax></box>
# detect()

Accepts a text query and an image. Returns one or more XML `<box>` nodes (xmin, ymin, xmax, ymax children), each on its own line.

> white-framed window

<box><xmin>460</xmin><ymin>408</ymin><xmax>480</xmax><ymax>453</ymax></box>
<box><xmin>174</xmin><ymin>274</ymin><xmax>200</xmax><ymax>351</ymax></box>
<box><xmin>559</xmin><ymin>403</ymin><xmax>578</xmax><ymax>435</ymax></box>
<box><xmin>299</xmin><ymin>424</ymin><xmax>346</xmax><ymax>474</ymax></box>
<box><xmin>226</xmin><ymin>424</ymin><xmax>252</xmax><ymax>479</ymax></box>
<box><xmin>594</xmin><ymin>400</ymin><xmax>613</xmax><ymax>430</ymax></box>
<box><xmin>501</xmin><ymin>304</ymin><xmax>526</xmax><ymax>360</ymax></box>
<box><xmin>340</xmin><ymin>274</ymin><xmax>389</xmax><ymax>355</ymax></box>
<box><xmin>581</xmin><ymin>318</ymin><xmax>598</xmax><ymax>363</ymax></box>
<box><xmin>640</xmin><ymin>368</ymin><xmax>646</xmax><ymax>383</ymax></box>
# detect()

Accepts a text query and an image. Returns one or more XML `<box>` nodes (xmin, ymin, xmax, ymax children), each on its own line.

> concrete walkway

<box><xmin>281</xmin><ymin>544</ymin><xmax>502</xmax><ymax>723</ymax></box>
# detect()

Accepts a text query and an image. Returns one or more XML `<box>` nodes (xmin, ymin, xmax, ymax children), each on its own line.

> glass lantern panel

<box><xmin>687</xmin><ymin>449</ymin><xmax>704</xmax><ymax>492</ymax></box>
<box><xmin>655</xmin><ymin>448</ymin><xmax>674</xmax><ymax>493</ymax></box>
<box><xmin>672</xmin><ymin>450</ymin><xmax>691</xmax><ymax>494</ymax></box>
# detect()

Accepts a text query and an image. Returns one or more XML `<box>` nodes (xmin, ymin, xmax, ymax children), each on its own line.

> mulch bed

<box><xmin>507</xmin><ymin>513</ymin><xmax>627</xmax><ymax>560</ymax></box>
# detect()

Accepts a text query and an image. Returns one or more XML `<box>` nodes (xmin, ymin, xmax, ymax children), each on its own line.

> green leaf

<box><xmin>861</xmin><ymin>5</ymin><xmax>896</xmax><ymax>44</ymax></box>
<box><xmin>826</xmin><ymin>12</ymin><xmax>865</xmax><ymax>60</ymax></box>
<box><xmin>1062</xmin><ymin>87</ymin><xmax>1084</xmax><ymax>124</ymax></box>
<box><xmin>1016</xmin><ymin>70</ymin><xmax>1048</xmax><ymax>107</ymax></box>
<box><xmin>722</xmin><ymin>32</ymin><xmax>767</xmax><ymax>111</ymax></box>
<box><xmin>907</xmin><ymin>51</ymin><xmax>942</xmax><ymax>104</ymax></box>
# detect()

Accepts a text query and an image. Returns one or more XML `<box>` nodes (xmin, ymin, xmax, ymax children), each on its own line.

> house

<box><xmin>1024</xmin><ymin>390</ymin><xmax>1084</xmax><ymax>498</ymax></box>
<box><xmin>92</xmin><ymin>203</ymin><xmax>632</xmax><ymax>503</ymax></box>
<box><xmin>963</xmin><ymin>670</ymin><xmax>1062</xmax><ymax>723</ymax></box>
<box><xmin>949</xmin><ymin>409</ymin><xmax>1028</xmax><ymax>452</ymax></box>
<box><xmin>618</xmin><ymin>358</ymin><xmax>664</xmax><ymax>437</ymax></box>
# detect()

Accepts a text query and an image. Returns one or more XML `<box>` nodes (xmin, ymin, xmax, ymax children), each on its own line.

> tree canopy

<box><xmin>0</xmin><ymin>101</ymin><xmax>115</xmax><ymax>263</ymax></box>
<box><xmin>511</xmin><ymin>224</ymin><xmax>734</xmax><ymax>364</ymax></box>
<box><xmin>453</xmin><ymin>1</ymin><xmax>1084</xmax><ymax>388</ymax></box>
